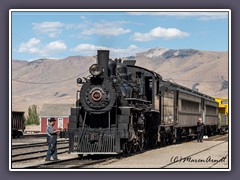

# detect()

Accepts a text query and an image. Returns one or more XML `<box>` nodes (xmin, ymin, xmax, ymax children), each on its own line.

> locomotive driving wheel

<box><xmin>124</xmin><ymin>142</ymin><xmax>133</xmax><ymax>154</ymax></box>
<box><xmin>138</xmin><ymin>133</ymin><xmax>145</xmax><ymax>152</ymax></box>
<box><xmin>132</xmin><ymin>144</ymin><xmax>138</xmax><ymax>153</ymax></box>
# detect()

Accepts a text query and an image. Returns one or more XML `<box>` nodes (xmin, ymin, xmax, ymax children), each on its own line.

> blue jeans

<box><xmin>197</xmin><ymin>131</ymin><xmax>204</xmax><ymax>142</ymax></box>
<box><xmin>46</xmin><ymin>138</ymin><xmax>57</xmax><ymax>160</ymax></box>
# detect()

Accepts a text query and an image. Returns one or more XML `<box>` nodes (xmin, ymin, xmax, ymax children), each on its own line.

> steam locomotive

<box><xmin>68</xmin><ymin>50</ymin><xmax>219</xmax><ymax>155</ymax></box>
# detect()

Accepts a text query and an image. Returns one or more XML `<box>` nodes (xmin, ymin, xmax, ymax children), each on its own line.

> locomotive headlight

<box><xmin>89</xmin><ymin>64</ymin><xmax>102</xmax><ymax>76</ymax></box>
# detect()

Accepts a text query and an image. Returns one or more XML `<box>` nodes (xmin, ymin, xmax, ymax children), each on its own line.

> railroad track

<box><xmin>12</xmin><ymin>145</ymin><xmax>69</xmax><ymax>158</ymax></box>
<box><xmin>207</xmin><ymin>134</ymin><xmax>228</xmax><ymax>141</ymax></box>
<box><xmin>25</xmin><ymin>156</ymin><xmax>113</xmax><ymax>169</ymax></box>
<box><xmin>12</xmin><ymin>140</ymin><xmax>70</xmax><ymax>163</ymax></box>
<box><xmin>161</xmin><ymin>141</ymin><xmax>228</xmax><ymax>168</ymax></box>
<box><xmin>12</xmin><ymin>140</ymin><xmax>69</xmax><ymax>149</ymax></box>
<box><xmin>12</xmin><ymin>147</ymin><xmax>69</xmax><ymax>163</ymax></box>
<box><xmin>12</xmin><ymin>134</ymin><xmax>228</xmax><ymax>169</ymax></box>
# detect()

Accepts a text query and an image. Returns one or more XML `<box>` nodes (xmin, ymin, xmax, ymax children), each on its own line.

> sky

<box><xmin>11</xmin><ymin>10</ymin><xmax>229</xmax><ymax>61</ymax></box>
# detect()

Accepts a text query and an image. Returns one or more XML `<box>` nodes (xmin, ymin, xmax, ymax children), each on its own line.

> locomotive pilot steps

<box><xmin>68</xmin><ymin>50</ymin><xmax>225</xmax><ymax>156</ymax></box>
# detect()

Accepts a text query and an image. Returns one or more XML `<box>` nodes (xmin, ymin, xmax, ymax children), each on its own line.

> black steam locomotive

<box><xmin>68</xmin><ymin>50</ymin><xmax>219</xmax><ymax>155</ymax></box>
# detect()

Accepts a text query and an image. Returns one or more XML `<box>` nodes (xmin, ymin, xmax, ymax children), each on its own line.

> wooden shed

<box><xmin>39</xmin><ymin>104</ymin><xmax>74</xmax><ymax>133</ymax></box>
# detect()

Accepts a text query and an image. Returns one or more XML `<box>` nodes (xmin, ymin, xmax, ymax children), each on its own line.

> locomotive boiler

<box><xmin>68</xmin><ymin>50</ymin><xmax>219</xmax><ymax>155</ymax></box>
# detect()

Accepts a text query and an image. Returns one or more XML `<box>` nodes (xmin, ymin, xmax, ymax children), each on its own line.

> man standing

<box><xmin>197</xmin><ymin>117</ymin><xmax>205</xmax><ymax>143</ymax></box>
<box><xmin>45</xmin><ymin>117</ymin><xmax>60</xmax><ymax>161</ymax></box>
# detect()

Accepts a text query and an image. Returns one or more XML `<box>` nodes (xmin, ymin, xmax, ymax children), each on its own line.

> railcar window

<box><xmin>149</xmin><ymin>79</ymin><xmax>152</xmax><ymax>89</ymax></box>
<box><xmin>221</xmin><ymin>100</ymin><xmax>228</xmax><ymax>104</ymax></box>
<box><xmin>161</xmin><ymin>91</ymin><xmax>174</xmax><ymax>124</ymax></box>
<box><xmin>219</xmin><ymin>107</ymin><xmax>226</xmax><ymax>114</ymax></box>
<box><xmin>206</xmin><ymin>105</ymin><xmax>217</xmax><ymax>115</ymax></box>
<box><xmin>201</xmin><ymin>99</ymin><xmax>205</xmax><ymax>110</ymax></box>
<box><xmin>181</xmin><ymin>100</ymin><xmax>199</xmax><ymax>113</ymax></box>
<box><xmin>145</xmin><ymin>77</ymin><xmax>153</xmax><ymax>101</ymax></box>
<box><xmin>156</xmin><ymin>80</ymin><xmax>159</xmax><ymax>94</ymax></box>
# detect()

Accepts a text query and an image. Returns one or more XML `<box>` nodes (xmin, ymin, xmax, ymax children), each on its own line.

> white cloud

<box><xmin>81</xmin><ymin>21</ymin><xmax>131</xmax><ymax>36</ymax></box>
<box><xmin>18</xmin><ymin>38</ymin><xmax>42</xmax><ymax>54</ymax></box>
<box><xmin>32</xmin><ymin>20</ymin><xmax>131</xmax><ymax>38</ymax></box>
<box><xmin>132</xmin><ymin>26</ymin><xmax>190</xmax><ymax>41</ymax></box>
<box><xmin>72</xmin><ymin>43</ymin><xmax>143</xmax><ymax>58</ymax></box>
<box><xmin>32</xmin><ymin>21</ymin><xmax>65</xmax><ymax>38</ymax></box>
<box><xmin>65</xmin><ymin>23</ymin><xmax>88</xmax><ymax>30</ymax></box>
<box><xmin>72</xmin><ymin>44</ymin><xmax>106</xmax><ymax>52</ymax></box>
<box><xmin>128</xmin><ymin>12</ymin><xmax>228</xmax><ymax>20</ymax></box>
<box><xmin>18</xmin><ymin>38</ymin><xmax>67</xmax><ymax>56</ymax></box>
<box><xmin>45</xmin><ymin>40</ymin><xmax>67</xmax><ymax>52</ymax></box>
<box><xmin>82</xmin><ymin>27</ymin><xmax>131</xmax><ymax>36</ymax></box>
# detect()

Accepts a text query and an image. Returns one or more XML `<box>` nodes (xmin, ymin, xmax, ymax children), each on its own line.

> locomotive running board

<box><xmin>125</xmin><ymin>98</ymin><xmax>151</xmax><ymax>104</ymax></box>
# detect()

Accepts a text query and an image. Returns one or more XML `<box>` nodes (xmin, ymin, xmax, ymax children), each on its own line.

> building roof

<box><xmin>39</xmin><ymin>104</ymin><xmax>74</xmax><ymax>117</ymax></box>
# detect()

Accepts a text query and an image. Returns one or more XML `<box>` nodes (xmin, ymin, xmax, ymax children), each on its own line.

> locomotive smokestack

<box><xmin>97</xmin><ymin>50</ymin><xmax>109</xmax><ymax>77</ymax></box>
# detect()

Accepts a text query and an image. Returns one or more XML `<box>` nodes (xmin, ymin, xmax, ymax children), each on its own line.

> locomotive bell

<box><xmin>97</xmin><ymin>50</ymin><xmax>110</xmax><ymax>77</ymax></box>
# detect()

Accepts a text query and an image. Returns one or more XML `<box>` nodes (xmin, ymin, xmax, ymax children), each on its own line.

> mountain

<box><xmin>12</xmin><ymin>56</ymin><xmax>96</xmax><ymax>113</ymax></box>
<box><xmin>12</xmin><ymin>48</ymin><xmax>228</xmax><ymax>113</ymax></box>
<box><xmin>136</xmin><ymin>48</ymin><xmax>228</xmax><ymax>98</ymax></box>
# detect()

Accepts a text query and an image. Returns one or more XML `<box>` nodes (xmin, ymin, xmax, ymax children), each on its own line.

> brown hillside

<box><xmin>12</xmin><ymin>48</ymin><xmax>228</xmax><ymax>113</ymax></box>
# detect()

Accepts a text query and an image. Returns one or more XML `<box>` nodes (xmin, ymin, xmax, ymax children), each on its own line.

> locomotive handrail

<box><xmin>125</xmin><ymin>98</ymin><xmax>151</xmax><ymax>104</ymax></box>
